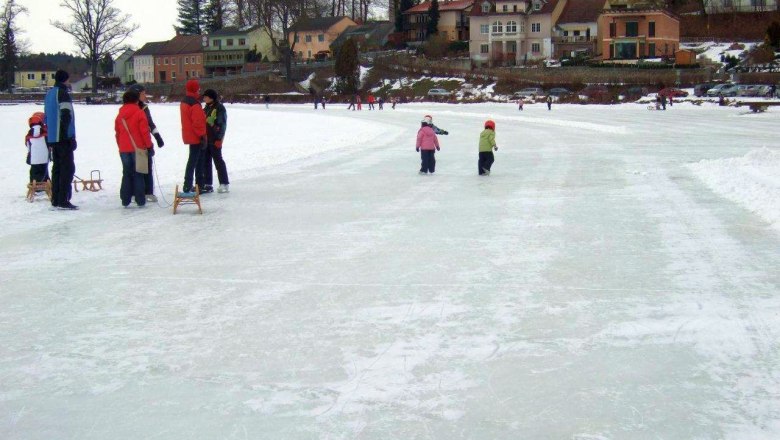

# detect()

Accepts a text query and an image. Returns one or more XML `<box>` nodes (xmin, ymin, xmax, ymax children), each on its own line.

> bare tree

<box><xmin>250</xmin><ymin>0</ymin><xmax>307</xmax><ymax>82</ymax></box>
<box><xmin>51</xmin><ymin>0</ymin><xmax>139</xmax><ymax>94</ymax></box>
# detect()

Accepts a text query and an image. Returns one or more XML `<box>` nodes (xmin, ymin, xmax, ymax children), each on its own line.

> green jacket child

<box><xmin>478</xmin><ymin>120</ymin><xmax>497</xmax><ymax>175</ymax></box>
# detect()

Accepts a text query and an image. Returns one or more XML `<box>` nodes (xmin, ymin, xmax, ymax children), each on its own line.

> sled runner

<box><xmin>73</xmin><ymin>170</ymin><xmax>104</xmax><ymax>192</ymax></box>
<box><xmin>26</xmin><ymin>180</ymin><xmax>52</xmax><ymax>203</ymax></box>
<box><xmin>173</xmin><ymin>184</ymin><xmax>202</xmax><ymax>215</ymax></box>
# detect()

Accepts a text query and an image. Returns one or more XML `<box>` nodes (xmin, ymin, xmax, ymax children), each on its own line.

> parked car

<box><xmin>513</xmin><ymin>87</ymin><xmax>545</xmax><ymax>99</ymax></box>
<box><xmin>577</xmin><ymin>85</ymin><xmax>610</xmax><ymax>101</ymax></box>
<box><xmin>693</xmin><ymin>83</ymin><xmax>716</xmax><ymax>97</ymax></box>
<box><xmin>707</xmin><ymin>83</ymin><xmax>738</xmax><ymax>97</ymax></box>
<box><xmin>736</xmin><ymin>84</ymin><xmax>766</xmax><ymax>97</ymax></box>
<box><xmin>753</xmin><ymin>85</ymin><xmax>773</xmax><ymax>97</ymax></box>
<box><xmin>658</xmin><ymin>87</ymin><xmax>688</xmax><ymax>98</ymax></box>
<box><xmin>624</xmin><ymin>86</ymin><xmax>650</xmax><ymax>99</ymax></box>
<box><xmin>427</xmin><ymin>88</ymin><xmax>451</xmax><ymax>97</ymax></box>
<box><xmin>547</xmin><ymin>87</ymin><xmax>571</xmax><ymax>97</ymax></box>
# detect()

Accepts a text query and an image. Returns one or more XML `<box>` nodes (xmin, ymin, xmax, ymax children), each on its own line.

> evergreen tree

<box><xmin>395</xmin><ymin>0</ymin><xmax>415</xmax><ymax>33</ymax></box>
<box><xmin>426</xmin><ymin>0</ymin><xmax>439</xmax><ymax>37</ymax></box>
<box><xmin>0</xmin><ymin>0</ymin><xmax>26</xmax><ymax>92</ymax></box>
<box><xmin>205</xmin><ymin>0</ymin><xmax>227</xmax><ymax>34</ymax></box>
<box><xmin>335</xmin><ymin>38</ymin><xmax>359</xmax><ymax>95</ymax></box>
<box><xmin>99</xmin><ymin>52</ymin><xmax>113</xmax><ymax>75</ymax></box>
<box><xmin>176</xmin><ymin>0</ymin><xmax>206</xmax><ymax>35</ymax></box>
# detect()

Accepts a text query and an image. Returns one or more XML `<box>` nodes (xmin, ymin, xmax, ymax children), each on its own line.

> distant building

<box><xmin>14</xmin><ymin>59</ymin><xmax>58</xmax><ymax>89</ymax></box>
<box><xmin>155</xmin><ymin>35</ymin><xmax>204</xmax><ymax>83</ymax></box>
<box><xmin>113</xmin><ymin>48</ymin><xmax>135</xmax><ymax>84</ymax></box>
<box><xmin>403</xmin><ymin>0</ymin><xmax>474</xmax><ymax>43</ymax></box>
<box><xmin>704</xmin><ymin>0</ymin><xmax>777</xmax><ymax>14</ymax></box>
<box><xmin>70</xmin><ymin>73</ymin><xmax>92</xmax><ymax>92</ymax></box>
<box><xmin>553</xmin><ymin>0</ymin><xmax>601</xmax><ymax>59</ymax></box>
<box><xmin>204</xmin><ymin>26</ymin><xmax>280</xmax><ymax>76</ymax></box>
<box><xmin>469</xmin><ymin>0</ymin><xmax>564</xmax><ymax>66</ymax></box>
<box><xmin>598</xmin><ymin>0</ymin><xmax>680</xmax><ymax>61</ymax></box>
<box><xmin>133</xmin><ymin>41</ymin><xmax>167</xmax><ymax>84</ymax></box>
<box><xmin>289</xmin><ymin>16</ymin><xmax>358</xmax><ymax>60</ymax></box>
<box><xmin>330</xmin><ymin>21</ymin><xmax>396</xmax><ymax>54</ymax></box>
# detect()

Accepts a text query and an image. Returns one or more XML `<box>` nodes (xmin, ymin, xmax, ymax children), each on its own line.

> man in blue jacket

<box><xmin>45</xmin><ymin>70</ymin><xmax>78</xmax><ymax>210</ymax></box>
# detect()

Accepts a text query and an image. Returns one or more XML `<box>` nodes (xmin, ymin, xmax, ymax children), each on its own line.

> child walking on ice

<box><xmin>416</xmin><ymin>115</ymin><xmax>440</xmax><ymax>174</ymax></box>
<box><xmin>478</xmin><ymin>120</ymin><xmax>497</xmax><ymax>175</ymax></box>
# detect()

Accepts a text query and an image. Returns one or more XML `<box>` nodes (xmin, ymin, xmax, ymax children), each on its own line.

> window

<box><xmin>172</xmin><ymin>57</ymin><xmax>176</xmax><ymax>65</ymax></box>
<box><xmin>185</xmin><ymin>57</ymin><xmax>189</xmax><ymax>65</ymax></box>
<box><xmin>156</xmin><ymin>58</ymin><xmax>160</xmax><ymax>65</ymax></box>
<box><xmin>27</xmin><ymin>73</ymin><xmax>34</xmax><ymax>80</ymax></box>
<box><xmin>164</xmin><ymin>58</ymin><xmax>169</xmax><ymax>65</ymax></box>
<box><xmin>513</xmin><ymin>5</ymin><xmax>517</xmax><ymax>11</ymax></box>
<box><xmin>42</xmin><ymin>73</ymin><xmax>47</xmax><ymax>80</ymax></box>
<box><xmin>305</xmin><ymin>35</ymin><xmax>312</xmax><ymax>42</ymax></box>
<box><xmin>533</xmin><ymin>1</ymin><xmax>541</xmax><ymax>10</ymax></box>
<box><xmin>481</xmin><ymin>2</ymin><xmax>490</xmax><ymax>12</ymax></box>
<box><xmin>227</xmin><ymin>39</ymin><xmax>234</xmax><ymax>46</ymax></box>
<box><xmin>609</xmin><ymin>22</ymin><xmax>616</xmax><ymax>38</ymax></box>
<box><xmin>480</xmin><ymin>43</ymin><xmax>489</xmax><ymax>54</ymax></box>
<box><xmin>625</xmin><ymin>21</ymin><xmax>638</xmax><ymax>37</ymax></box>
<box><xmin>506</xmin><ymin>21</ymin><xmax>517</xmax><ymax>33</ymax></box>
<box><xmin>318</xmin><ymin>34</ymin><xmax>325</xmax><ymax>42</ymax></box>
<box><xmin>563</xmin><ymin>30</ymin><xmax>568</xmax><ymax>36</ymax></box>
<box><xmin>648</xmin><ymin>21</ymin><xmax>655</xmax><ymax>37</ymax></box>
<box><xmin>531</xmin><ymin>22</ymin><xmax>540</xmax><ymax>32</ymax></box>
<box><xmin>531</xmin><ymin>42</ymin><xmax>540</xmax><ymax>52</ymax></box>
<box><xmin>480</xmin><ymin>24</ymin><xmax>489</xmax><ymax>34</ymax></box>
<box><xmin>239</xmin><ymin>38</ymin><xmax>246</xmax><ymax>45</ymax></box>
<box><xmin>213</xmin><ymin>39</ymin><xmax>221</xmax><ymax>47</ymax></box>
<box><xmin>196</xmin><ymin>56</ymin><xmax>201</xmax><ymax>64</ymax></box>
<box><xmin>502</xmin><ymin>5</ymin><xmax>508</xmax><ymax>11</ymax></box>
<box><xmin>573</xmin><ymin>30</ymin><xmax>580</xmax><ymax>36</ymax></box>
<box><xmin>171</xmin><ymin>72</ymin><xmax>176</xmax><ymax>80</ymax></box>
<box><xmin>294</xmin><ymin>35</ymin><xmax>299</xmax><ymax>43</ymax></box>
<box><xmin>492</xmin><ymin>21</ymin><xmax>503</xmax><ymax>33</ymax></box>
<box><xmin>307</xmin><ymin>50</ymin><xmax>311</xmax><ymax>58</ymax></box>
<box><xmin>648</xmin><ymin>42</ymin><xmax>656</xmax><ymax>56</ymax></box>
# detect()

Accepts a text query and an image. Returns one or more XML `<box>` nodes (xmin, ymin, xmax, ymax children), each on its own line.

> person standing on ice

<box><xmin>180</xmin><ymin>79</ymin><xmax>207</xmax><ymax>193</ymax></box>
<box><xmin>25</xmin><ymin>112</ymin><xmax>50</xmax><ymax>184</ymax></box>
<box><xmin>367</xmin><ymin>93</ymin><xmax>376</xmax><ymax>110</ymax></box>
<box><xmin>45</xmin><ymin>69</ymin><xmax>78</xmax><ymax>210</ymax></box>
<box><xmin>356</xmin><ymin>94</ymin><xmax>363</xmax><ymax>110</ymax></box>
<box><xmin>201</xmin><ymin>89</ymin><xmax>230</xmax><ymax>193</ymax></box>
<box><xmin>478</xmin><ymin>120</ymin><xmax>498</xmax><ymax>176</ymax></box>
<box><xmin>416</xmin><ymin>115</ymin><xmax>440</xmax><ymax>174</ymax></box>
<box><xmin>546</xmin><ymin>95</ymin><xmax>552</xmax><ymax>110</ymax></box>
<box><xmin>128</xmin><ymin>84</ymin><xmax>164</xmax><ymax>203</ymax></box>
<box><xmin>114</xmin><ymin>89</ymin><xmax>152</xmax><ymax>207</ymax></box>
<box><xmin>517</xmin><ymin>97</ymin><xmax>524</xmax><ymax>111</ymax></box>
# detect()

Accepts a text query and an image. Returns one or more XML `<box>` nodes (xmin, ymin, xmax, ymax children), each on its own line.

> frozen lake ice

<box><xmin>0</xmin><ymin>101</ymin><xmax>778</xmax><ymax>439</ymax></box>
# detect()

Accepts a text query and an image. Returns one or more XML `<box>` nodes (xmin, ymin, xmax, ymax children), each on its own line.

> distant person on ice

<box><xmin>478</xmin><ymin>120</ymin><xmax>498</xmax><ymax>176</ymax></box>
<box><xmin>45</xmin><ymin>69</ymin><xmax>78</xmax><ymax>210</ymax></box>
<box><xmin>201</xmin><ymin>89</ymin><xmax>230</xmax><ymax>193</ymax></box>
<box><xmin>114</xmin><ymin>89</ymin><xmax>152</xmax><ymax>207</ymax></box>
<box><xmin>517</xmin><ymin>97</ymin><xmax>524</xmax><ymax>111</ymax></box>
<box><xmin>180</xmin><ymin>79</ymin><xmax>207</xmax><ymax>193</ymax></box>
<box><xmin>25</xmin><ymin>112</ymin><xmax>50</xmax><ymax>185</ymax></box>
<box><xmin>546</xmin><ymin>95</ymin><xmax>552</xmax><ymax>110</ymax></box>
<box><xmin>128</xmin><ymin>84</ymin><xmax>164</xmax><ymax>203</ymax></box>
<box><xmin>416</xmin><ymin>115</ymin><xmax>440</xmax><ymax>174</ymax></box>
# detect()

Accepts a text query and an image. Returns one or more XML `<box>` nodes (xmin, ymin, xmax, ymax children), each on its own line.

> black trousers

<box><xmin>420</xmin><ymin>150</ymin><xmax>436</xmax><ymax>173</ymax></box>
<box><xmin>30</xmin><ymin>164</ymin><xmax>49</xmax><ymax>183</ymax></box>
<box><xmin>183</xmin><ymin>144</ymin><xmax>204</xmax><ymax>190</ymax></box>
<box><xmin>478</xmin><ymin>151</ymin><xmax>494</xmax><ymax>175</ymax></box>
<box><xmin>144</xmin><ymin>151</ymin><xmax>154</xmax><ymax>195</ymax></box>
<box><xmin>201</xmin><ymin>144</ymin><xmax>229</xmax><ymax>185</ymax></box>
<box><xmin>50</xmin><ymin>142</ymin><xmax>75</xmax><ymax>207</ymax></box>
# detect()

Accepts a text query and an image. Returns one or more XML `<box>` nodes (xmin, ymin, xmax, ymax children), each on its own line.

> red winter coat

<box><xmin>115</xmin><ymin>103</ymin><xmax>152</xmax><ymax>153</ymax></box>
<box><xmin>180</xmin><ymin>80</ymin><xmax>206</xmax><ymax>145</ymax></box>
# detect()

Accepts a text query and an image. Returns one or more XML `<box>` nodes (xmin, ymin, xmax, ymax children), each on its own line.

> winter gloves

<box><xmin>416</xmin><ymin>147</ymin><xmax>420</xmax><ymax>152</ymax></box>
<box><xmin>154</xmin><ymin>133</ymin><xmax>164</xmax><ymax>148</ymax></box>
<box><xmin>494</xmin><ymin>146</ymin><xmax>498</xmax><ymax>151</ymax></box>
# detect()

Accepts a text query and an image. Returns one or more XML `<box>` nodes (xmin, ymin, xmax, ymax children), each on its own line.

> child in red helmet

<box><xmin>25</xmin><ymin>112</ymin><xmax>50</xmax><ymax>184</ymax></box>
<box><xmin>478</xmin><ymin>120</ymin><xmax>497</xmax><ymax>175</ymax></box>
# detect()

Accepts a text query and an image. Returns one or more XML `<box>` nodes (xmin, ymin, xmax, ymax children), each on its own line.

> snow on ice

<box><xmin>0</xmin><ymin>101</ymin><xmax>778</xmax><ymax>439</ymax></box>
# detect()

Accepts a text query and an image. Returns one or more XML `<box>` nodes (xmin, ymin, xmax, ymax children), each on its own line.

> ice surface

<box><xmin>1</xmin><ymin>101</ymin><xmax>779</xmax><ymax>439</ymax></box>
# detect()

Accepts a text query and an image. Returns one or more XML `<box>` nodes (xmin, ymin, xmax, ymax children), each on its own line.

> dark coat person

<box><xmin>44</xmin><ymin>69</ymin><xmax>78</xmax><ymax>210</ymax></box>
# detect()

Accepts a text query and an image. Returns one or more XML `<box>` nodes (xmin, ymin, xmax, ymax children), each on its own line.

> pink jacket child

<box><xmin>416</xmin><ymin>116</ymin><xmax>440</xmax><ymax>174</ymax></box>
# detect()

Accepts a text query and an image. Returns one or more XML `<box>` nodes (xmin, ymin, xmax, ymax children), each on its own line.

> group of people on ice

<box><xmin>27</xmin><ymin>72</ymin><xmax>230</xmax><ymax>210</ymax></box>
<box><xmin>415</xmin><ymin>115</ymin><xmax>497</xmax><ymax>176</ymax></box>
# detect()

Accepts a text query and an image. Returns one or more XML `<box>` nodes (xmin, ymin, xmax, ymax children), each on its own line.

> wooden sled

<box><xmin>73</xmin><ymin>170</ymin><xmax>104</xmax><ymax>192</ymax></box>
<box><xmin>173</xmin><ymin>184</ymin><xmax>202</xmax><ymax>215</ymax></box>
<box><xmin>26</xmin><ymin>180</ymin><xmax>52</xmax><ymax>203</ymax></box>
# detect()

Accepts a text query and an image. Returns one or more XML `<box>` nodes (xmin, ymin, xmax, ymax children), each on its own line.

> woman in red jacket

<box><xmin>115</xmin><ymin>89</ymin><xmax>152</xmax><ymax>207</ymax></box>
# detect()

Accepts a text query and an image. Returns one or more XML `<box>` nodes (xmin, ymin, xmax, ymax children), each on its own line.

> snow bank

<box><xmin>688</xmin><ymin>147</ymin><xmax>780</xmax><ymax>232</ymax></box>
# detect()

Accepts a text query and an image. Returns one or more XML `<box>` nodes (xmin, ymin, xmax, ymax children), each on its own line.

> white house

<box><xmin>132</xmin><ymin>41</ymin><xmax>166</xmax><ymax>84</ymax></box>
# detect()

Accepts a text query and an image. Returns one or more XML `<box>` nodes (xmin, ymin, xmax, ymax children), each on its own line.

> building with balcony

<box><xmin>154</xmin><ymin>35</ymin><xmax>204</xmax><ymax>84</ymax></box>
<box><xmin>469</xmin><ymin>0</ymin><xmax>563</xmax><ymax>66</ymax></box>
<box><xmin>403</xmin><ymin>0</ymin><xmax>474</xmax><ymax>43</ymax></box>
<box><xmin>552</xmin><ymin>0</ymin><xmax>602</xmax><ymax>59</ymax></box>
<box><xmin>133</xmin><ymin>41</ymin><xmax>166</xmax><ymax>84</ymax></box>
<box><xmin>289</xmin><ymin>16</ymin><xmax>357</xmax><ymax>60</ymax></box>
<box><xmin>205</xmin><ymin>26</ymin><xmax>279</xmax><ymax>76</ymax></box>
<box><xmin>598</xmin><ymin>0</ymin><xmax>680</xmax><ymax>61</ymax></box>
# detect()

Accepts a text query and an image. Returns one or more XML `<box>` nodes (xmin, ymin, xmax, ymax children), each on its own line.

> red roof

<box><xmin>556</xmin><ymin>0</ymin><xmax>603</xmax><ymax>23</ymax></box>
<box><xmin>404</xmin><ymin>0</ymin><xmax>474</xmax><ymax>14</ymax></box>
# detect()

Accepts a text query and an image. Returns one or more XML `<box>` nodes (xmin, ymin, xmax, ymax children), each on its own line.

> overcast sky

<box><xmin>16</xmin><ymin>0</ymin><xmax>179</xmax><ymax>55</ymax></box>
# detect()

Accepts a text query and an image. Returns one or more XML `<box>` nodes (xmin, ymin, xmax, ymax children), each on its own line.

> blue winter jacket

<box><xmin>44</xmin><ymin>82</ymin><xmax>76</xmax><ymax>144</ymax></box>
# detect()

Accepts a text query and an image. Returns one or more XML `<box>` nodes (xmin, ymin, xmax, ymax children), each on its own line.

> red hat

<box><xmin>485</xmin><ymin>120</ymin><xmax>495</xmax><ymax>130</ymax></box>
<box><xmin>185</xmin><ymin>79</ymin><xmax>200</xmax><ymax>95</ymax></box>
<box><xmin>29</xmin><ymin>112</ymin><xmax>45</xmax><ymax>126</ymax></box>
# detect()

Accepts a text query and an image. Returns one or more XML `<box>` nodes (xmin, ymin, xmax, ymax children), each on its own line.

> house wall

<box><xmin>705</xmin><ymin>0</ymin><xmax>778</xmax><ymax>13</ymax></box>
<box><xmin>598</xmin><ymin>12</ymin><xmax>680</xmax><ymax>59</ymax></box>
<box><xmin>155</xmin><ymin>52</ymin><xmax>204</xmax><ymax>83</ymax></box>
<box><xmin>14</xmin><ymin>71</ymin><xmax>56</xmax><ymax>88</ymax></box>
<box><xmin>134</xmin><ymin>55</ymin><xmax>156</xmax><ymax>84</ymax></box>
<box><xmin>291</xmin><ymin>18</ymin><xmax>356</xmax><ymax>60</ymax></box>
<box><xmin>469</xmin><ymin>10</ymin><xmax>555</xmax><ymax>65</ymax></box>
<box><xmin>247</xmin><ymin>29</ymin><xmax>279</xmax><ymax>62</ymax></box>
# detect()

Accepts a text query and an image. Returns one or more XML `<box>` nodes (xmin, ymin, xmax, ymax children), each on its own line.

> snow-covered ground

<box><xmin>1</xmin><ymin>101</ymin><xmax>779</xmax><ymax>439</ymax></box>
